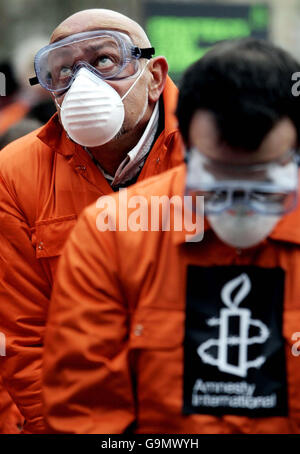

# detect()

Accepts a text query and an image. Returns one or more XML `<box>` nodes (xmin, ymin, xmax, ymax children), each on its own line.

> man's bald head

<box><xmin>50</xmin><ymin>9</ymin><xmax>151</xmax><ymax>47</ymax></box>
<box><xmin>48</xmin><ymin>8</ymin><xmax>168</xmax><ymax>167</ymax></box>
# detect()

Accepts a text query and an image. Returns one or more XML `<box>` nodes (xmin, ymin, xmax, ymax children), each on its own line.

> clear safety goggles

<box><xmin>29</xmin><ymin>30</ymin><xmax>155</xmax><ymax>94</ymax></box>
<box><xmin>185</xmin><ymin>148</ymin><xmax>299</xmax><ymax>215</ymax></box>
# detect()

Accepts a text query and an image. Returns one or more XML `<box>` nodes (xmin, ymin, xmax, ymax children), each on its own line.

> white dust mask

<box><xmin>58</xmin><ymin>65</ymin><xmax>148</xmax><ymax>147</ymax></box>
<box><xmin>207</xmin><ymin>207</ymin><xmax>281</xmax><ymax>249</ymax></box>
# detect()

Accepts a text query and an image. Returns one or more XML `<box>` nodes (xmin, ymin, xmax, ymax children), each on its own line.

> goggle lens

<box><xmin>30</xmin><ymin>31</ymin><xmax>154</xmax><ymax>92</ymax></box>
<box><xmin>186</xmin><ymin>149</ymin><xmax>299</xmax><ymax>216</ymax></box>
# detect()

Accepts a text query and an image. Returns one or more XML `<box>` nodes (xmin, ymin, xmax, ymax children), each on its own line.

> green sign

<box><xmin>146</xmin><ymin>3</ymin><xmax>269</xmax><ymax>82</ymax></box>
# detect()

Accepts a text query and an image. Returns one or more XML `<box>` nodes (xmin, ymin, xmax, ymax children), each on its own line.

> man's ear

<box><xmin>147</xmin><ymin>56</ymin><xmax>169</xmax><ymax>103</ymax></box>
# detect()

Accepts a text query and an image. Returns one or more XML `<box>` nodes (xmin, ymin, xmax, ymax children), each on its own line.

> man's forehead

<box><xmin>51</xmin><ymin>19</ymin><xmax>146</xmax><ymax>47</ymax></box>
<box><xmin>189</xmin><ymin>111</ymin><xmax>297</xmax><ymax>164</ymax></box>
<box><xmin>50</xmin><ymin>8</ymin><xmax>150</xmax><ymax>45</ymax></box>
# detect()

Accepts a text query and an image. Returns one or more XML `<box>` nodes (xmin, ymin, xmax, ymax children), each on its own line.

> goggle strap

<box><xmin>29</xmin><ymin>76</ymin><xmax>39</xmax><ymax>86</ymax></box>
<box><xmin>132</xmin><ymin>47</ymin><xmax>155</xmax><ymax>59</ymax></box>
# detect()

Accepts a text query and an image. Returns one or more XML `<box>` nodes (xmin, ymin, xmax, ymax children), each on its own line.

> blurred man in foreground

<box><xmin>44</xmin><ymin>39</ymin><xmax>300</xmax><ymax>433</ymax></box>
<box><xmin>0</xmin><ymin>9</ymin><xmax>183</xmax><ymax>433</ymax></box>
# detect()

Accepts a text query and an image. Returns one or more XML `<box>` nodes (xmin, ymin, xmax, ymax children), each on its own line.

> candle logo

<box><xmin>197</xmin><ymin>273</ymin><xmax>270</xmax><ymax>377</ymax></box>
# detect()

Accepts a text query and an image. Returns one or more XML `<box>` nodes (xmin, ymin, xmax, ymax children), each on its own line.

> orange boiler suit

<box><xmin>0</xmin><ymin>76</ymin><xmax>183</xmax><ymax>433</ymax></box>
<box><xmin>44</xmin><ymin>164</ymin><xmax>300</xmax><ymax>434</ymax></box>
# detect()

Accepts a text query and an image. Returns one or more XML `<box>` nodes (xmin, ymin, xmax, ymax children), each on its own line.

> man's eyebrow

<box><xmin>51</xmin><ymin>39</ymin><xmax>120</xmax><ymax>56</ymax></box>
<box><xmin>84</xmin><ymin>40</ymin><xmax>119</xmax><ymax>52</ymax></box>
<box><xmin>48</xmin><ymin>41</ymin><xmax>121</xmax><ymax>69</ymax></box>
<box><xmin>49</xmin><ymin>40</ymin><xmax>119</xmax><ymax>59</ymax></box>
<box><xmin>51</xmin><ymin>28</ymin><xmax>132</xmax><ymax>44</ymax></box>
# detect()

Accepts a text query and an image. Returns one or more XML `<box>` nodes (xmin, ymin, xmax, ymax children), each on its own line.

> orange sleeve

<box><xmin>43</xmin><ymin>206</ymin><xmax>135</xmax><ymax>434</ymax></box>
<box><xmin>0</xmin><ymin>173</ymin><xmax>51</xmax><ymax>433</ymax></box>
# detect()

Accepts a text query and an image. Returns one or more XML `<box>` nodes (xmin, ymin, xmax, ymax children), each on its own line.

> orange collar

<box><xmin>162</xmin><ymin>75</ymin><xmax>180</xmax><ymax>140</ymax></box>
<box><xmin>37</xmin><ymin>113</ymin><xmax>77</xmax><ymax>157</ymax></box>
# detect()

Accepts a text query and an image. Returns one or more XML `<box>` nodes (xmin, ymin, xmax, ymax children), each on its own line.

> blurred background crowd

<box><xmin>0</xmin><ymin>0</ymin><xmax>300</xmax><ymax>148</ymax></box>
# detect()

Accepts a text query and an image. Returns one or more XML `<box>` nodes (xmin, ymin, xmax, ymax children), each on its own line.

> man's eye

<box><xmin>59</xmin><ymin>66</ymin><xmax>72</xmax><ymax>78</ymax></box>
<box><xmin>251</xmin><ymin>192</ymin><xmax>286</xmax><ymax>203</ymax></box>
<box><xmin>94</xmin><ymin>55</ymin><xmax>117</xmax><ymax>71</ymax></box>
<box><xmin>45</xmin><ymin>71</ymin><xmax>52</xmax><ymax>83</ymax></box>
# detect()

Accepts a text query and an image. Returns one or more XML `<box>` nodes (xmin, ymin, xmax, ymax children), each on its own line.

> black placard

<box><xmin>184</xmin><ymin>266</ymin><xmax>287</xmax><ymax>417</ymax></box>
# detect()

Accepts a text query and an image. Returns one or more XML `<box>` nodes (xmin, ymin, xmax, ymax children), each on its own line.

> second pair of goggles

<box><xmin>29</xmin><ymin>30</ymin><xmax>155</xmax><ymax>94</ymax></box>
<box><xmin>186</xmin><ymin>148</ymin><xmax>299</xmax><ymax>215</ymax></box>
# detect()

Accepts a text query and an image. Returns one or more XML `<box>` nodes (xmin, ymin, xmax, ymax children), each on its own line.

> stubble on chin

<box><xmin>111</xmin><ymin>125</ymin><xmax>128</xmax><ymax>141</ymax></box>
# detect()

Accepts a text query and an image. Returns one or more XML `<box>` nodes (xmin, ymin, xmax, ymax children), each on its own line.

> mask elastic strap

<box><xmin>121</xmin><ymin>61</ymin><xmax>150</xmax><ymax>102</ymax></box>
<box><xmin>55</xmin><ymin>97</ymin><xmax>62</xmax><ymax>111</ymax></box>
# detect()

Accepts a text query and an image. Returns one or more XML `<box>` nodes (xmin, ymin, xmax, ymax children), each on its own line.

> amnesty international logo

<box><xmin>197</xmin><ymin>273</ymin><xmax>269</xmax><ymax>378</ymax></box>
<box><xmin>183</xmin><ymin>265</ymin><xmax>287</xmax><ymax>416</ymax></box>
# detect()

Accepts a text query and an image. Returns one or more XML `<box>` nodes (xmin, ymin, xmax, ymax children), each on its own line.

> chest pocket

<box><xmin>31</xmin><ymin>214</ymin><xmax>77</xmax><ymax>259</ymax></box>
